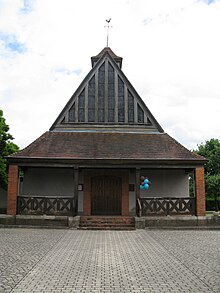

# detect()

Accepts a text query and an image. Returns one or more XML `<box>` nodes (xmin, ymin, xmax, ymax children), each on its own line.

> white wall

<box><xmin>20</xmin><ymin>168</ymin><xmax>189</xmax><ymax>215</ymax></box>
<box><xmin>140</xmin><ymin>169</ymin><xmax>189</xmax><ymax>198</ymax></box>
<box><xmin>21</xmin><ymin>167</ymin><xmax>74</xmax><ymax>196</ymax></box>
<box><xmin>123</xmin><ymin>169</ymin><xmax>189</xmax><ymax>215</ymax></box>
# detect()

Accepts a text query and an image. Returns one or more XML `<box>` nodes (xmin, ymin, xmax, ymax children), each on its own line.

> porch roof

<box><xmin>9</xmin><ymin>131</ymin><xmax>205</xmax><ymax>164</ymax></box>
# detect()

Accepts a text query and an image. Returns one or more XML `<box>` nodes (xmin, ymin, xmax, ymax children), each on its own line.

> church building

<box><xmin>7</xmin><ymin>47</ymin><xmax>206</xmax><ymax>222</ymax></box>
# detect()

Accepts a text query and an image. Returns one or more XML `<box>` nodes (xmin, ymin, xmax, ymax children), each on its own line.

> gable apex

<box><xmin>91</xmin><ymin>47</ymin><xmax>123</xmax><ymax>68</ymax></box>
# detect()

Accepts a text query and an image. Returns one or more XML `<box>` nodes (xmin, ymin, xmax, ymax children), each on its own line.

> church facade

<box><xmin>7</xmin><ymin>48</ymin><xmax>206</xmax><ymax>218</ymax></box>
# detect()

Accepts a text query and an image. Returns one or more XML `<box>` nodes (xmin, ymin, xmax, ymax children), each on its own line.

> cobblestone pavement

<box><xmin>0</xmin><ymin>229</ymin><xmax>219</xmax><ymax>293</ymax></box>
<box><xmin>147</xmin><ymin>230</ymin><xmax>220</xmax><ymax>293</ymax></box>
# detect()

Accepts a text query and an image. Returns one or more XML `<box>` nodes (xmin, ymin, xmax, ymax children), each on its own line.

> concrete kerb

<box><xmin>0</xmin><ymin>214</ymin><xmax>81</xmax><ymax>229</ymax></box>
<box><xmin>0</xmin><ymin>214</ymin><xmax>15</xmax><ymax>225</ymax></box>
<box><xmin>0</xmin><ymin>214</ymin><xmax>220</xmax><ymax>229</ymax></box>
<box><xmin>135</xmin><ymin>215</ymin><xmax>220</xmax><ymax>229</ymax></box>
<box><xmin>0</xmin><ymin>214</ymin><xmax>71</xmax><ymax>228</ymax></box>
<box><xmin>68</xmin><ymin>215</ymin><xmax>80</xmax><ymax>229</ymax></box>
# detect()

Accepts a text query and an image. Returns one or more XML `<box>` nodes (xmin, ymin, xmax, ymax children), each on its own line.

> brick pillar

<box><xmin>195</xmin><ymin>166</ymin><xmax>206</xmax><ymax>216</ymax></box>
<box><xmin>7</xmin><ymin>165</ymin><xmax>19</xmax><ymax>215</ymax></box>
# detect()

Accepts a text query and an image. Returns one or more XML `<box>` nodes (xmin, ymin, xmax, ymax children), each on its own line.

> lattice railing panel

<box><xmin>139</xmin><ymin>197</ymin><xmax>195</xmax><ymax>216</ymax></box>
<box><xmin>17</xmin><ymin>196</ymin><xmax>76</xmax><ymax>216</ymax></box>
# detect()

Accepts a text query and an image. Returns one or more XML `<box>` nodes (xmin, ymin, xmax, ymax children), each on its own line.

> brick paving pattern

<box><xmin>0</xmin><ymin>229</ymin><xmax>66</xmax><ymax>293</ymax></box>
<box><xmin>147</xmin><ymin>230</ymin><xmax>220</xmax><ymax>293</ymax></box>
<box><xmin>0</xmin><ymin>228</ymin><xmax>219</xmax><ymax>293</ymax></box>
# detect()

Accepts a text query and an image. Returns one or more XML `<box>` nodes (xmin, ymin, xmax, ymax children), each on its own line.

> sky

<box><xmin>0</xmin><ymin>0</ymin><xmax>220</xmax><ymax>151</ymax></box>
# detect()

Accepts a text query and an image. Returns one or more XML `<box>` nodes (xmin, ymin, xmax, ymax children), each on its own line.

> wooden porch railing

<box><xmin>137</xmin><ymin>197</ymin><xmax>196</xmax><ymax>217</ymax></box>
<box><xmin>17</xmin><ymin>195</ymin><xmax>77</xmax><ymax>216</ymax></box>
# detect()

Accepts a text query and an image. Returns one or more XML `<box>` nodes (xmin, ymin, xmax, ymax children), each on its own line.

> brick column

<box><xmin>195</xmin><ymin>166</ymin><xmax>206</xmax><ymax>216</ymax></box>
<box><xmin>7</xmin><ymin>165</ymin><xmax>19</xmax><ymax>215</ymax></box>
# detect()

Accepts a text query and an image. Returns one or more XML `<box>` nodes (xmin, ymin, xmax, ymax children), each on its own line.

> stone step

<box><xmin>78</xmin><ymin>226</ymin><xmax>135</xmax><ymax>231</ymax></box>
<box><xmin>79</xmin><ymin>216</ymin><xmax>135</xmax><ymax>230</ymax></box>
<box><xmin>80</xmin><ymin>216</ymin><xmax>134</xmax><ymax>222</ymax></box>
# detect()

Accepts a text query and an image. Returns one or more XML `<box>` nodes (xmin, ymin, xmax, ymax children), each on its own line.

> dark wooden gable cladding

<box><xmin>91</xmin><ymin>47</ymin><xmax>123</xmax><ymax>69</ymax></box>
<box><xmin>50</xmin><ymin>48</ymin><xmax>163</xmax><ymax>132</ymax></box>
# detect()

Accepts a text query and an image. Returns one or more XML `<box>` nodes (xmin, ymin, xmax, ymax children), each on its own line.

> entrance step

<box><xmin>78</xmin><ymin>216</ymin><xmax>135</xmax><ymax>230</ymax></box>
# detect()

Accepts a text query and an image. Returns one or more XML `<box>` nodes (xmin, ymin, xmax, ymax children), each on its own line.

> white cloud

<box><xmin>0</xmin><ymin>0</ymin><xmax>220</xmax><ymax>150</ymax></box>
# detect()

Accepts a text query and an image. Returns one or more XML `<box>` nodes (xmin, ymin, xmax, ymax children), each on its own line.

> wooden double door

<box><xmin>83</xmin><ymin>170</ymin><xmax>129</xmax><ymax>216</ymax></box>
<box><xmin>91</xmin><ymin>176</ymin><xmax>122</xmax><ymax>215</ymax></box>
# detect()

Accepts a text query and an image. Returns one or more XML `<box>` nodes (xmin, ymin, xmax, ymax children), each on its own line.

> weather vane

<box><xmin>105</xmin><ymin>18</ymin><xmax>112</xmax><ymax>47</ymax></box>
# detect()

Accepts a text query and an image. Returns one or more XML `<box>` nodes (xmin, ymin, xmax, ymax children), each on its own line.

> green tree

<box><xmin>194</xmin><ymin>139</ymin><xmax>220</xmax><ymax>211</ymax></box>
<box><xmin>195</xmin><ymin>139</ymin><xmax>220</xmax><ymax>176</ymax></box>
<box><xmin>0</xmin><ymin>109</ymin><xmax>19</xmax><ymax>190</ymax></box>
<box><xmin>205</xmin><ymin>174</ymin><xmax>220</xmax><ymax>198</ymax></box>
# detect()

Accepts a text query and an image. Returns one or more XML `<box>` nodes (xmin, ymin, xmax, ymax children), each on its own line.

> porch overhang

<box><xmin>7</xmin><ymin>156</ymin><xmax>206</xmax><ymax>169</ymax></box>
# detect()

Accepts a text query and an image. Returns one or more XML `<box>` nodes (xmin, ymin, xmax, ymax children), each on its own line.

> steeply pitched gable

<box><xmin>50</xmin><ymin>47</ymin><xmax>163</xmax><ymax>133</ymax></box>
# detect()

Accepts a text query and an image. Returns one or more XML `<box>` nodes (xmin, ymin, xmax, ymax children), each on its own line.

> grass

<box><xmin>206</xmin><ymin>211</ymin><xmax>220</xmax><ymax>217</ymax></box>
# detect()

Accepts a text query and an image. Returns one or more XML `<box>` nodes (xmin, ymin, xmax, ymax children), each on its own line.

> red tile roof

<box><xmin>10</xmin><ymin>131</ymin><xmax>205</xmax><ymax>163</ymax></box>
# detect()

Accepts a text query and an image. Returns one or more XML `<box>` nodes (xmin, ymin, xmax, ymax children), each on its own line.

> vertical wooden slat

<box><xmin>114</xmin><ymin>72</ymin><xmax>118</xmax><ymax>123</ymax></box>
<box><xmin>124</xmin><ymin>85</ymin><xmax>128</xmax><ymax>123</ymax></box>
<box><xmin>135</xmin><ymin>168</ymin><xmax>140</xmax><ymax>199</ymax></box>
<box><xmin>105</xmin><ymin>59</ymin><xmax>108</xmax><ymax>122</ymax></box>
<box><xmin>75</xmin><ymin>96</ymin><xmax>78</xmax><ymax>122</ymax></box>
<box><xmin>74</xmin><ymin>168</ymin><xmax>79</xmax><ymax>215</ymax></box>
<box><xmin>85</xmin><ymin>84</ymin><xmax>88</xmax><ymax>123</ymax></box>
<box><xmin>64</xmin><ymin>111</ymin><xmax>68</xmax><ymax>123</ymax></box>
<box><xmin>134</xmin><ymin>100</ymin><xmax>138</xmax><ymax>123</ymax></box>
<box><xmin>95</xmin><ymin>71</ymin><xmax>98</xmax><ymax>122</ymax></box>
<box><xmin>121</xmin><ymin>171</ymin><xmax>129</xmax><ymax>216</ymax></box>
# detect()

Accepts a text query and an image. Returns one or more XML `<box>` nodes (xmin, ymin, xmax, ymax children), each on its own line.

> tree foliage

<box><xmin>0</xmin><ymin>109</ymin><xmax>19</xmax><ymax>190</ymax></box>
<box><xmin>194</xmin><ymin>139</ymin><xmax>220</xmax><ymax>208</ymax></box>
<box><xmin>205</xmin><ymin>174</ymin><xmax>220</xmax><ymax>199</ymax></box>
<box><xmin>195</xmin><ymin>139</ymin><xmax>220</xmax><ymax>176</ymax></box>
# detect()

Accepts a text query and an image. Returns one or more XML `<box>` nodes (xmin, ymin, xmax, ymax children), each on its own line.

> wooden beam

<box><xmin>124</xmin><ymin>85</ymin><xmax>128</xmax><ymax>123</ymax></box>
<box><xmin>85</xmin><ymin>84</ymin><xmax>88</xmax><ymax>123</ymax></box>
<box><xmin>105</xmin><ymin>59</ymin><xmax>108</xmax><ymax>122</ymax></box>
<box><xmin>73</xmin><ymin>167</ymin><xmax>79</xmax><ymax>215</ymax></box>
<box><xmin>114</xmin><ymin>71</ymin><xmax>118</xmax><ymax>123</ymax></box>
<box><xmin>75</xmin><ymin>95</ymin><xmax>78</xmax><ymax>122</ymax></box>
<box><xmin>95</xmin><ymin>71</ymin><xmax>98</xmax><ymax>122</ymax></box>
<box><xmin>135</xmin><ymin>168</ymin><xmax>141</xmax><ymax>199</ymax></box>
<box><xmin>134</xmin><ymin>100</ymin><xmax>138</xmax><ymax>123</ymax></box>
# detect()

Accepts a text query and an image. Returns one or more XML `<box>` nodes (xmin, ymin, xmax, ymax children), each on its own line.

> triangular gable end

<box><xmin>50</xmin><ymin>48</ymin><xmax>163</xmax><ymax>133</ymax></box>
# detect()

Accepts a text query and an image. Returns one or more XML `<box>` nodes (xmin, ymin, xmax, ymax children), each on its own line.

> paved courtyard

<box><xmin>0</xmin><ymin>228</ymin><xmax>219</xmax><ymax>293</ymax></box>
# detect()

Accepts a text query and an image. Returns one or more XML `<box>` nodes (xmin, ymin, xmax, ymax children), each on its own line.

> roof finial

<box><xmin>105</xmin><ymin>18</ymin><xmax>112</xmax><ymax>47</ymax></box>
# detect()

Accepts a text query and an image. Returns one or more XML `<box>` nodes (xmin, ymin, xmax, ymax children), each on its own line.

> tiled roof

<box><xmin>10</xmin><ymin>131</ymin><xmax>205</xmax><ymax>163</ymax></box>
